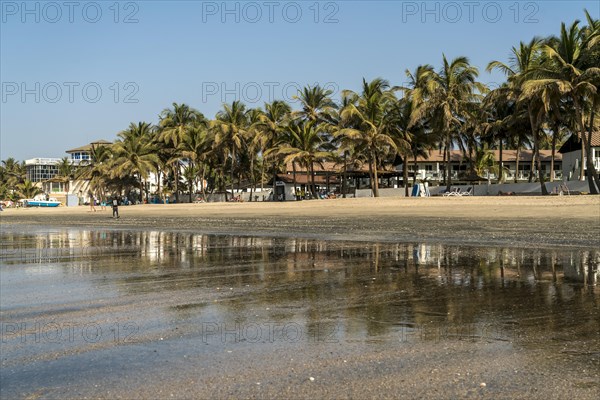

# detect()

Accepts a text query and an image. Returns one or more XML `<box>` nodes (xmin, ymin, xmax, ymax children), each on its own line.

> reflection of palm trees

<box><xmin>5</xmin><ymin>228</ymin><xmax>598</xmax><ymax>346</ymax></box>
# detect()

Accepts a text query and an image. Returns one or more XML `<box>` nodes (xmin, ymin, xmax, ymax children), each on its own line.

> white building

<box><xmin>407</xmin><ymin>149</ymin><xmax>562</xmax><ymax>183</ymax></box>
<box><xmin>558</xmin><ymin>131</ymin><xmax>600</xmax><ymax>181</ymax></box>
<box><xmin>25</xmin><ymin>158</ymin><xmax>61</xmax><ymax>183</ymax></box>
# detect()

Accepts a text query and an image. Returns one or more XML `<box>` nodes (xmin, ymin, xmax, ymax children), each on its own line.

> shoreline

<box><xmin>2</xmin><ymin>196</ymin><xmax>599</xmax><ymax>249</ymax></box>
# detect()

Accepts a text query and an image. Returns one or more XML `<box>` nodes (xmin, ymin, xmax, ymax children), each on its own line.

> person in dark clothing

<box><xmin>112</xmin><ymin>198</ymin><xmax>120</xmax><ymax>218</ymax></box>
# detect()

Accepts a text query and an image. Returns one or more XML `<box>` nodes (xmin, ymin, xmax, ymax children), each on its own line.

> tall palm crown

<box><xmin>112</xmin><ymin>122</ymin><xmax>159</xmax><ymax>201</ymax></box>
<box><xmin>1</xmin><ymin>158</ymin><xmax>26</xmax><ymax>188</ymax></box>
<box><xmin>158</xmin><ymin>103</ymin><xmax>204</xmax><ymax>201</ymax></box>
<box><xmin>340</xmin><ymin>78</ymin><xmax>399</xmax><ymax>197</ymax></box>
<box><xmin>76</xmin><ymin>143</ymin><xmax>113</xmax><ymax>195</ymax></box>
<box><xmin>213</xmin><ymin>100</ymin><xmax>250</xmax><ymax>198</ymax></box>
<box><xmin>522</xmin><ymin>17</ymin><xmax>600</xmax><ymax>190</ymax></box>
<box><xmin>159</xmin><ymin>103</ymin><xmax>206</xmax><ymax>147</ymax></box>
<box><xmin>294</xmin><ymin>85</ymin><xmax>338</xmax><ymax>124</ymax></box>
<box><xmin>277</xmin><ymin>119</ymin><xmax>331</xmax><ymax>197</ymax></box>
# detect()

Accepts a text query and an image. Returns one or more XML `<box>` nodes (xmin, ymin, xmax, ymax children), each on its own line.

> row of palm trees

<box><xmin>1</xmin><ymin>11</ymin><xmax>598</xmax><ymax>201</ymax></box>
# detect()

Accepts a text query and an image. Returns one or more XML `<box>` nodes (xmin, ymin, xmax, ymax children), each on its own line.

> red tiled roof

<box><xmin>276</xmin><ymin>174</ymin><xmax>340</xmax><ymax>185</ymax></box>
<box><xmin>416</xmin><ymin>149</ymin><xmax>561</xmax><ymax>163</ymax></box>
<box><xmin>582</xmin><ymin>131</ymin><xmax>600</xmax><ymax>147</ymax></box>
<box><xmin>558</xmin><ymin>131</ymin><xmax>600</xmax><ymax>153</ymax></box>
<box><xmin>284</xmin><ymin>161</ymin><xmax>397</xmax><ymax>174</ymax></box>
<box><xmin>65</xmin><ymin>140</ymin><xmax>112</xmax><ymax>153</ymax></box>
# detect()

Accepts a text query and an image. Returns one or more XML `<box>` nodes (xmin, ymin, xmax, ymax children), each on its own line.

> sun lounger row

<box><xmin>442</xmin><ymin>187</ymin><xmax>473</xmax><ymax>196</ymax></box>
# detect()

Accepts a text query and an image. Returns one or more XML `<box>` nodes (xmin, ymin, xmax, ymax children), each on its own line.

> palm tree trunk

<box><xmin>445</xmin><ymin>136</ymin><xmax>452</xmax><ymax>192</ymax></box>
<box><xmin>189</xmin><ymin>162</ymin><xmax>194</xmax><ymax>203</ymax></box>
<box><xmin>139</xmin><ymin>173</ymin><xmax>144</xmax><ymax>204</ymax></box>
<box><xmin>156</xmin><ymin>170</ymin><xmax>162</xmax><ymax>204</ymax></box>
<box><xmin>442</xmin><ymin>145</ymin><xmax>447</xmax><ymax>185</ymax></box>
<box><xmin>534</xmin><ymin>138</ymin><xmax>548</xmax><ymax>195</ymax></box>
<box><xmin>272</xmin><ymin>164</ymin><xmax>277</xmax><ymax>202</ymax></box>
<box><xmin>528</xmin><ymin>107</ymin><xmax>548</xmax><ymax>195</ymax></box>
<box><xmin>515</xmin><ymin>146</ymin><xmax>521</xmax><ymax>183</ymax></box>
<box><xmin>174</xmin><ymin>163</ymin><xmax>179</xmax><ymax>203</ymax></box>
<box><xmin>579</xmin><ymin>143</ymin><xmax>586</xmax><ymax>181</ymax></box>
<box><xmin>292</xmin><ymin>162</ymin><xmax>297</xmax><ymax>197</ymax></box>
<box><xmin>371</xmin><ymin>150</ymin><xmax>379</xmax><ymax>197</ymax></box>
<box><xmin>403</xmin><ymin>152</ymin><xmax>409</xmax><ymax>197</ymax></box>
<box><xmin>499</xmin><ymin>138</ymin><xmax>504</xmax><ymax>183</ymax></box>
<box><xmin>248</xmin><ymin>155</ymin><xmax>254</xmax><ymax>202</ymax></box>
<box><xmin>529</xmin><ymin>150</ymin><xmax>536</xmax><ymax>183</ymax></box>
<box><xmin>413</xmin><ymin>155</ymin><xmax>418</xmax><ymax>186</ymax></box>
<box><xmin>230</xmin><ymin>147</ymin><xmax>236</xmax><ymax>201</ymax></box>
<box><xmin>342</xmin><ymin>151</ymin><xmax>348</xmax><ymax>199</ymax></box>
<box><xmin>305</xmin><ymin>162</ymin><xmax>311</xmax><ymax>199</ymax></box>
<box><xmin>310</xmin><ymin>162</ymin><xmax>317</xmax><ymax>198</ymax></box>
<box><xmin>581</xmin><ymin>107</ymin><xmax>599</xmax><ymax>193</ymax></box>
<box><xmin>587</xmin><ymin>108</ymin><xmax>600</xmax><ymax>192</ymax></box>
<box><xmin>260</xmin><ymin>155</ymin><xmax>265</xmax><ymax>198</ymax></box>
<box><xmin>550</xmin><ymin>123</ymin><xmax>558</xmax><ymax>183</ymax></box>
<box><xmin>201</xmin><ymin>166</ymin><xmax>207</xmax><ymax>199</ymax></box>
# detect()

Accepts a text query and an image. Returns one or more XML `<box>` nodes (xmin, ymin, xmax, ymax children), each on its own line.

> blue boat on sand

<box><xmin>24</xmin><ymin>199</ymin><xmax>61</xmax><ymax>207</ymax></box>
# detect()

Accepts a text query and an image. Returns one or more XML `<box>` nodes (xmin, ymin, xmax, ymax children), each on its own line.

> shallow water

<box><xmin>1</xmin><ymin>227</ymin><xmax>599</xmax><ymax>398</ymax></box>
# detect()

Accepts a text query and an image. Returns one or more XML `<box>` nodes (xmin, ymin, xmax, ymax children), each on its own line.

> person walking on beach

<box><xmin>112</xmin><ymin>197</ymin><xmax>120</xmax><ymax>218</ymax></box>
<box><xmin>89</xmin><ymin>191</ymin><xmax>96</xmax><ymax>212</ymax></box>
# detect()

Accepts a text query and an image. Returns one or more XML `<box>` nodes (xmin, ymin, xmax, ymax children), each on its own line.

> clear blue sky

<box><xmin>1</xmin><ymin>0</ymin><xmax>598</xmax><ymax>160</ymax></box>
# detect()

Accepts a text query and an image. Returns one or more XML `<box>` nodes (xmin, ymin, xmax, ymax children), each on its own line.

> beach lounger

<box><xmin>459</xmin><ymin>187</ymin><xmax>473</xmax><ymax>196</ymax></box>
<box><xmin>443</xmin><ymin>187</ymin><xmax>460</xmax><ymax>196</ymax></box>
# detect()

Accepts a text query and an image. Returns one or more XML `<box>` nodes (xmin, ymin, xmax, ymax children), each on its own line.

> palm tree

<box><xmin>277</xmin><ymin>120</ymin><xmax>331</xmax><ymax>198</ymax></box>
<box><xmin>339</xmin><ymin>78</ymin><xmax>399</xmax><ymax>197</ymax></box>
<box><xmin>415</xmin><ymin>55</ymin><xmax>486</xmax><ymax>191</ymax></box>
<box><xmin>1</xmin><ymin>157</ymin><xmax>25</xmax><ymax>189</ymax></box>
<box><xmin>524</xmin><ymin>17</ymin><xmax>600</xmax><ymax>192</ymax></box>
<box><xmin>293</xmin><ymin>85</ymin><xmax>337</xmax><ymax>125</ymax></box>
<box><xmin>257</xmin><ymin>100</ymin><xmax>291</xmax><ymax>197</ymax></box>
<box><xmin>55</xmin><ymin>157</ymin><xmax>75</xmax><ymax>193</ymax></box>
<box><xmin>159</xmin><ymin>103</ymin><xmax>205</xmax><ymax>202</ymax></box>
<box><xmin>329</xmin><ymin>92</ymin><xmax>361</xmax><ymax>198</ymax></box>
<box><xmin>18</xmin><ymin>180</ymin><xmax>42</xmax><ymax>199</ymax></box>
<box><xmin>112</xmin><ymin>122</ymin><xmax>159</xmax><ymax>202</ymax></box>
<box><xmin>472</xmin><ymin>145</ymin><xmax>501</xmax><ymax>180</ymax></box>
<box><xmin>76</xmin><ymin>143</ymin><xmax>112</xmax><ymax>203</ymax></box>
<box><xmin>245</xmin><ymin>108</ymin><xmax>265</xmax><ymax>201</ymax></box>
<box><xmin>342</xmin><ymin>78</ymin><xmax>406</xmax><ymax>197</ymax></box>
<box><xmin>177</xmin><ymin>123</ymin><xmax>213</xmax><ymax>202</ymax></box>
<box><xmin>487</xmin><ymin>38</ymin><xmax>547</xmax><ymax>191</ymax></box>
<box><xmin>396</xmin><ymin>65</ymin><xmax>436</xmax><ymax>194</ymax></box>
<box><xmin>213</xmin><ymin>100</ymin><xmax>249</xmax><ymax>200</ymax></box>
<box><xmin>482</xmin><ymin>83</ymin><xmax>522</xmax><ymax>183</ymax></box>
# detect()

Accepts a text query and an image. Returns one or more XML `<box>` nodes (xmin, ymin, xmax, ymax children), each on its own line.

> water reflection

<box><xmin>2</xmin><ymin>229</ymin><xmax>598</xmax><ymax>285</ymax></box>
<box><xmin>1</xmin><ymin>228</ymin><xmax>599</xmax><ymax>352</ymax></box>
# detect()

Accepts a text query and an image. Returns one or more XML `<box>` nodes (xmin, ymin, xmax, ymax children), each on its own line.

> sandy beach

<box><xmin>2</xmin><ymin>196</ymin><xmax>599</xmax><ymax>248</ymax></box>
<box><xmin>2</xmin><ymin>197</ymin><xmax>599</xmax><ymax>399</ymax></box>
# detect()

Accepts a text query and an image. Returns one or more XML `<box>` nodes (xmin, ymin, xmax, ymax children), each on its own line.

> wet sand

<box><xmin>2</xmin><ymin>196</ymin><xmax>600</xmax><ymax>248</ymax></box>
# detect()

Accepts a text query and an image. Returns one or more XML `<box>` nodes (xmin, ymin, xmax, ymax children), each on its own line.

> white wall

<box><xmin>562</xmin><ymin>150</ymin><xmax>580</xmax><ymax>181</ymax></box>
<box><xmin>428</xmin><ymin>181</ymin><xmax>591</xmax><ymax>196</ymax></box>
